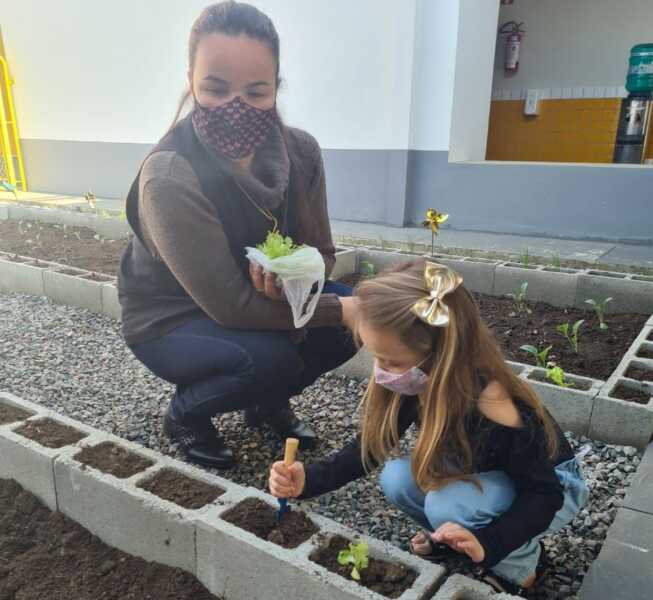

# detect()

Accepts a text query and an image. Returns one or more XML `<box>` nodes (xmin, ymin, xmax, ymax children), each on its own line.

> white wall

<box><xmin>493</xmin><ymin>0</ymin><xmax>653</xmax><ymax>90</ymax></box>
<box><xmin>3</xmin><ymin>0</ymin><xmax>425</xmax><ymax>150</ymax></box>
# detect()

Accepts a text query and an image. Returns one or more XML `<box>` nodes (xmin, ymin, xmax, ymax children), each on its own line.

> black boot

<box><xmin>245</xmin><ymin>404</ymin><xmax>318</xmax><ymax>450</ymax></box>
<box><xmin>163</xmin><ymin>407</ymin><xmax>235</xmax><ymax>469</ymax></box>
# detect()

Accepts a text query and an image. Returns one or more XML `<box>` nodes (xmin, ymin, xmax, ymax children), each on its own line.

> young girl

<box><xmin>269</xmin><ymin>260</ymin><xmax>589</xmax><ymax>595</ymax></box>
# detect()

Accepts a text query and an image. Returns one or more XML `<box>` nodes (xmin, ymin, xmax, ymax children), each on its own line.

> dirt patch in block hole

<box><xmin>75</xmin><ymin>442</ymin><xmax>153</xmax><ymax>478</ymax></box>
<box><xmin>221</xmin><ymin>497</ymin><xmax>318</xmax><ymax>549</ymax></box>
<box><xmin>310</xmin><ymin>534</ymin><xmax>417</xmax><ymax>599</ymax></box>
<box><xmin>138</xmin><ymin>468</ymin><xmax>224</xmax><ymax>509</ymax></box>
<box><xmin>625</xmin><ymin>366</ymin><xmax>653</xmax><ymax>383</ymax></box>
<box><xmin>0</xmin><ymin>404</ymin><xmax>33</xmax><ymax>425</ymax></box>
<box><xmin>610</xmin><ymin>383</ymin><xmax>651</xmax><ymax>405</ymax></box>
<box><xmin>637</xmin><ymin>345</ymin><xmax>653</xmax><ymax>359</ymax></box>
<box><xmin>0</xmin><ymin>478</ymin><xmax>218</xmax><ymax>599</ymax></box>
<box><xmin>14</xmin><ymin>418</ymin><xmax>87</xmax><ymax>448</ymax></box>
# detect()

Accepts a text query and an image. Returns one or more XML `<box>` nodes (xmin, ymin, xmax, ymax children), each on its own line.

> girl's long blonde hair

<box><xmin>357</xmin><ymin>260</ymin><xmax>558</xmax><ymax>492</ymax></box>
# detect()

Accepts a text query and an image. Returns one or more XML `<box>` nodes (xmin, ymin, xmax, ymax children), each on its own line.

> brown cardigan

<box><xmin>117</xmin><ymin>117</ymin><xmax>342</xmax><ymax>345</ymax></box>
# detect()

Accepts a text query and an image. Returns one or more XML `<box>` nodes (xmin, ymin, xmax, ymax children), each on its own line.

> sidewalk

<box><xmin>2</xmin><ymin>191</ymin><xmax>652</xmax><ymax>270</ymax></box>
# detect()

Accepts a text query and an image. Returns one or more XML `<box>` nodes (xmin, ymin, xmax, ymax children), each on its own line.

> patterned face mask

<box><xmin>192</xmin><ymin>96</ymin><xmax>278</xmax><ymax>159</ymax></box>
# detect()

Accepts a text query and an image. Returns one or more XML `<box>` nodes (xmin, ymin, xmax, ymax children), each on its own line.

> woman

<box><xmin>118</xmin><ymin>1</ymin><xmax>357</xmax><ymax>469</ymax></box>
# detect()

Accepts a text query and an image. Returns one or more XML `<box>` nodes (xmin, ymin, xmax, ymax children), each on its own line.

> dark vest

<box><xmin>118</xmin><ymin>117</ymin><xmax>304</xmax><ymax>306</ymax></box>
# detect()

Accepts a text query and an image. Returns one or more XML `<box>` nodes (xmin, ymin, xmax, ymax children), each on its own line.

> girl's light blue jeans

<box><xmin>379</xmin><ymin>456</ymin><xmax>589</xmax><ymax>585</ymax></box>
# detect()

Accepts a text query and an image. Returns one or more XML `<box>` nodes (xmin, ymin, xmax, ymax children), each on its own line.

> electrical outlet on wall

<box><xmin>525</xmin><ymin>89</ymin><xmax>540</xmax><ymax>115</ymax></box>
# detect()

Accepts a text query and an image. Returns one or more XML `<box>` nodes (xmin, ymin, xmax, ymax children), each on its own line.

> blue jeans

<box><xmin>129</xmin><ymin>281</ymin><xmax>356</xmax><ymax>421</ymax></box>
<box><xmin>380</xmin><ymin>455</ymin><xmax>589</xmax><ymax>585</ymax></box>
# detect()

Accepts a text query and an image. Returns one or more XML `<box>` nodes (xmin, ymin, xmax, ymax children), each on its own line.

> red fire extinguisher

<box><xmin>499</xmin><ymin>21</ymin><xmax>525</xmax><ymax>72</ymax></box>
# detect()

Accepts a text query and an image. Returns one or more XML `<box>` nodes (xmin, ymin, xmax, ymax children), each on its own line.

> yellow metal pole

<box><xmin>0</xmin><ymin>56</ymin><xmax>25</xmax><ymax>190</ymax></box>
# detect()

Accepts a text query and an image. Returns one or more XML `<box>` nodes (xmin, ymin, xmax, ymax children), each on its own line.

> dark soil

<box><xmin>137</xmin><ymin>468</ymin><xmax>224</xmax><ymax>510</ymax></box>
<box><xmin>648</xmin><ymin>331</ymin><xmax>653</xmax><ymax>341</ymax></box>
<box><xmin>75</xmin><ymin>442</ymin><xmax>154</xmax><ymax>478</ymax></box>
<box><xmin>0</xmin><ymin>403</ymin><xmax>32</xmax><ymax>425</ymax></box>
<box><xmin>637</xmin><ymin>345</ymin><xmax>653</xmax><ymax>359</ymax></box>
<box><xmin>610</xmin><ymin>383</ymin><xmax>651</xmax><ymax>405</ymax></box>
<box><xmin>0</xmin><ymin>478</ymin><xmax>218</xmax><ymax>599</ymax></box>
<box><xmin>14</xmin><ymin>418</ymin><xmax>88</xmax><ymax>448</ymax></box>
<box><xmin>221</xmin><ymin>497</ymin><xmax>318</xmax><ymax>549</ymax></box>
<box><xmin>0</xmin><ymin>220</ymin><xmax>126</xmax><ymax>275</ymax></box>
<box><xmin>474</xmin><ymin>294</ymin><xmax>647</xmax><ymax>381</ymax></box>
<box><xmin>625</xmin><ymin>365</ymin><xmax>653</xmax><ymax>382</ymax></box>
<box><xmin>310</xmin><ymin>534</ymin><xmax>417</xmax><ymax>599</ymax></box>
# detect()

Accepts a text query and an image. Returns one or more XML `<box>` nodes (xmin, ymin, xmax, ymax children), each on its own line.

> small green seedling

<box><xmin>257</xmin><ymin>231</ymin><xmax>302</xmax><ymax>259</ymax></box>
<box><xmin>545</xmin><ymin>365</ymin><xmax>574</xmax><ymax>388</ymax></box>
<box><xmin>520</xmin><ymin>344</ymin><xmax>552</xmax><ymax>368</ymax></box>
<box><xmin>337</xmin><ymin>541</ymin><xmax>369</xmax><ymax>581</ymax></box>
<box><xmin>550</xmin><ymin>253</ymin><xmax>561</xmax><ymax>272</ymax></box>
<box><xmin>360</xmin><ymin>260</ymin><xmax>377</xmax><ymax>278</ymax></box>
<box><xmin>556</xmin><ymin>320</ymin><xmax>584</xmax><ymax>353</ymax></box>
<box><xmin>585</xmin><ymin>297</ymin><xmax>612</xmax><ymax>331</ymax></box>
<box><xmin>508</xmin><ymin>281</ymin><xmax>531</xmax><ymax>314</ymax></box>
<box><xmin>520</xmin><ymin>248</ymin><xmax>531</xmax><ymax>269</ymax></box>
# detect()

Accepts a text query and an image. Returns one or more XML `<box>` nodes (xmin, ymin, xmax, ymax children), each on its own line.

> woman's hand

<box><xmin>269</xmin><ymin>460</ymin><xmax>306</xmax><ymax>498</ymax></box>
<box><xmin>432</xmin><ymin>522</ymin><xmax>485</xmax><ymax>563</ymax></box>
<box><xmin>249</xmin><ymin>261</ymin><xmax>284</xmax><ymax>302</ymax></box>
<box><xmin>339</xmin><ymin>296</ymin><xmax>360</xmax><ymax>331</ymax></box>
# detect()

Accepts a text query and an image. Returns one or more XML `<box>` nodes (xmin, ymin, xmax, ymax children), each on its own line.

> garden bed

<box><xmin>14</xmin><ymin>418</ymin><xmax>88</xmax><ymax>448</ymax></box>
<box><xmin>137</xmin><ymin>468</ymin><xmax>225</xmax><ymax>510</ymax></box>
<box><xmin>310</xmin><ymin>534</ymin><xmax>417</xmax><ymax>599</ymax></box>
<box><xmin>221</xmin><ymin>497</ymin><xmax>319</xmax><ymax>549</ymax></box>
<box><xmin>0</xmin><ymin>478</ymin><xmax>219</xmax><ymax>599</ymax></box>
<box><xmin>75</xmin><ymin>441</ymin><xmax>154</xmax><ymax>478</ymax></box>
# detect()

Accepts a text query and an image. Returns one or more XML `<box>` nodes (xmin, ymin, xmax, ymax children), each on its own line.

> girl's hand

<box><xmin>339</xmin><ymin>296</ymin><xmax>360</xmax><ymax>331</ymax></box>
<box><xmin>249</xmin><ymin>261</ymin><xmax>284</xmax><ymax>302</ymax></box>
<box><xmin>432</xmin><ymin>522</ymin><xmax>485</xmax><ymax>563</ymax></box>
<box><xmin>269</xmin><ymin>460</ymin><xmax>305</xmax><ymax>498</ymax></box>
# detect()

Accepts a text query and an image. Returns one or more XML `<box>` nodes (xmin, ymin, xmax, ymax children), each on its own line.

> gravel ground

<box><xmin>0</xmin><ymin>291</ymin><xmax>642</xmax><ymax>600</ymax></box>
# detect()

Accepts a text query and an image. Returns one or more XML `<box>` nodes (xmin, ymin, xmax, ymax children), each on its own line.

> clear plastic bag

<box><xmin>245</xmin><ymin>246</ymin><xmax>325</xmax><ymax>328</ymax></box>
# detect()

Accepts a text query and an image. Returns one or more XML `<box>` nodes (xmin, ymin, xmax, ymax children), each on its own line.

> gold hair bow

<box><xmin>412</xmin><ymin>262</ymin><xmax>463</xmax><ymax>327</ymax></box>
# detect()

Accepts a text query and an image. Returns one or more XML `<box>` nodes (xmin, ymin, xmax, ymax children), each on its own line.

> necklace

<box><xmin>233</xmin><ymin>177</ymin><xmax>279</xmax><ymax>233</ymax></box>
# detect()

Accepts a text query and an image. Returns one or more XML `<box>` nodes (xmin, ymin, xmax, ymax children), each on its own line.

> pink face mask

<box><xmin>374</xmin><ymin>361</ymin><xmax>430</xmax><ymax>396</ymax></box>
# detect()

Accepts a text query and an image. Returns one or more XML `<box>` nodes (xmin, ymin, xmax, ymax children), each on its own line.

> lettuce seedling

<box><xmin>337</xmin><ymin>541</ymin><xmax>369</xmax><ymax>581</ymax></box>
<box><xmin>257</xmin><ymin>231</ymin><xmax>302</xmax><ymax>259</ymax></box>
<box><xmin>585</xmin><ymin>297</ymin><xmax>612</xmax><ymax>331</ymax></box>
<box><xmin>520</xmin><ymin>344</ymin><xmax>552</xmax><ymax>368</ymax></box>
<box><xmin>545</xmin><ymin>365</ymin><xmax>574</xmax><ymax>388</ymax></box>
<box><xmin>556</xmin><ymin>320</ymin><xmax>584</xmax><ymax>353</ymax></box>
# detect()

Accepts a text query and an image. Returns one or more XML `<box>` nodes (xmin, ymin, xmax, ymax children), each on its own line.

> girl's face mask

<box><xmin>374</xmin><ymin>360</ymin><xmax>430</xmax><ymax>396</ymax></box>
<box><xmin>192</xmin><ymin>95</ymin><xmax>278</xmax><ymax>159</ymax></box>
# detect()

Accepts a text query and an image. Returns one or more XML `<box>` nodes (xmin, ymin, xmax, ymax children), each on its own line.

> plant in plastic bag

<box><xmin>246</xmin><ymin>231</ymin><xmax>325</xmax><ymax>328</ymax></box>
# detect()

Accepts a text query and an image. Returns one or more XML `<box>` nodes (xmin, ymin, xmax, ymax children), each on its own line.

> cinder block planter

<box><xmin>576</xmin><ymin>270</ymin><xmax>653</xmax><ymax>314</ymax></box>
<box><xmin>494</xmin><ymin>263</ymin><xmax>578</xmax><ymax>308</ymax></box>
<box><xmin>0</xmin><ymin>255</ymin><xmax>46</xmax><ymax>296</ymax></box>
<box><xmin>54</xmin><ymin>444</ymin><xmax>237</xmax><ymax>573</ymax></box>
<box><xmin>0</xmin><ymin>392</ymin><xmax>101</xmax><ymax>510</ymax></box>
<box><xmin>331</xmin><ymin>247</ymin><xmax>358</xmax><ymax>281</ymax></box>
<box><xmin>101</xmin><ymin>282</ymin><xmax>121</xmax><ymax>320</ymax></box>
<box><xmin>590</xmin><ymin>379</ymin><xmax>653</xmax><ymax>449</ymax></box>
<box><xmin>436</xmin><ymin>256</ymin><xmax>496</xmax><ymax>295</ymax></box>
<box><xmin>196</xmin><ymin>487</ymin><xmax>444</xmax><ymax>600</ymax></box>
<box><xmin>43</xmin><ymin>266</ymin><xmax>106</xmax><ymax>313</ymax></box>
<box><xmin>432</xmin><ymin>573</ymin><xmax>518</xmax><ymax>599</ymax></box>
<box><xmin>522</xmin><ymin>367</ymin><xmax>602</xmax><ymax>437</ymax></box>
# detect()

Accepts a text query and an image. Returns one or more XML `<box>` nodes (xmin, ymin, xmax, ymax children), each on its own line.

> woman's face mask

<box><xmin>374</xmin><ymin>360</ymin><xmax>430</xmax><ymax>396</ymax></box>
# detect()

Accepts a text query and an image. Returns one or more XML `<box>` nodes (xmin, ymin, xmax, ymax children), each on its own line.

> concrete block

<box><xmin>0</xmin><ymin>409</ymin><xmax>98</xmax><ymax>511</ymax></box>
<box><xmin>521</xmin><ymin>368</ymin><xmax>600</xmax><ymax>436</ymax></box>
<box><xmin>0</xmin><ymin>257</ymin><xmax>45</xmax><ymax>296</ymax></box>
<box><xmin>331</xmin><ymin>248</ymin><xmax>357</xmax><ymax>281</ymax></box>
<box><xmin>443</xmin><ymin>256</ymin><xmax>496</xmax><ymax>295</ymax></box>
<box><xmin>101</xmin><ymin>282</ymin><xmax>121</xmax><ymax>320</ymax></box>
<box><xmin>590</xmin><ymin>380</ymin><xmax>653</xmax><ymax>449</ymax></box>
<box><xmin>334</xmin><ymin>346</ymin><xmax>373</xmax><ymax>380</ymax></box>
<box><xmin>433</xmin><ymin>573</ymin><xmax>520</xmax><ymax>599</ymax></box>
<box><xmin>196</xmin><ymin>489</ymin><xmax>443</xmax><ymax>600</ymax></box>
<box><xmin>620</xmin><ymin>442</ymin><xmax>653</xmax><ymax>515</ymax></box>
<box><xmin>59</xmin><ymin>210</ymin><xmax>96</xmax><ymax>230</ymax></box>
<box><xmin>494</xmin><ymin>263</ymin><xmax>578</xmax><ymax>308</ymax></box>
<box><xmin>357</xmin><ymin>248</ymin><xmax>423</xmax><ymax>274</ymax></box>
<box><xmin>579</xmin><ymin>508</ymin><xmax>653</xmax><ymax>600</ymax></box>
<box><xmin>91</xmin><ymin>214</ymin><xmax>131</xmax><ymax>239</ymax></box>
<box><xmin>0</xmin><ymin>202</ymin><xmax>8</xmax><ymax>220</ymax></box>
<box><xmin>576</xmin><ymin>271</ymin><xmax>653</xmax><ymax>314</ymax></box>
<box><xmin>43</xmin><ymin>267</ymin><xmax>103</xmax><ymax>313</ymax></box>
<box><xmin>54</xmin><ymin>434</ymin><xmax>206</xmax><ymax>572</ymax></box>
